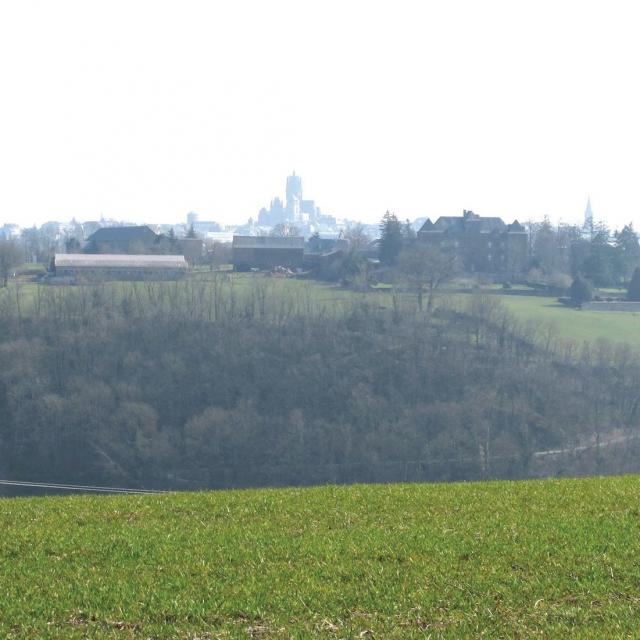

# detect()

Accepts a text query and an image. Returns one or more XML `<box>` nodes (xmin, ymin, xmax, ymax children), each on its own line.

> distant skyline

<box><xmin>1</xmin><ymin>1</ymin><xmax>640</xmax><ymax>230</ymax></box>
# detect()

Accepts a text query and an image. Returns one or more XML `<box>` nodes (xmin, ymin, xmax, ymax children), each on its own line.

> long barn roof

<box><xmin>233</xmin><ymin>235</ymin><xmax>304</xmax><ymax>249</ymax></box>
<box><xmin>55</xmin><ymin>254</ymin><xmax>188</xmax><ymax>269</ymax></box>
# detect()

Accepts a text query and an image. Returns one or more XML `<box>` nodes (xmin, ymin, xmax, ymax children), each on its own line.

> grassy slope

<box><xmin>439</xmin><ymin>291</ymin><xmax>640</xmax><ymax>347</ymax></box>
<box><xmin>495</xmin><ymin>295</ymin><xmax>640</xmax><ymax>346</ymax></box>
<box><xmin>2</xmin><ymin>477</ymin><xmax>640</xmax><ymax>638</ymax></box>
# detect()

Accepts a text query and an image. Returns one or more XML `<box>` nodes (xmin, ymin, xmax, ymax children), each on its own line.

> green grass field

<box><xmin>493</xmin><ymin>295</ymin><xmax>640</xmax><ymax>347</ymax></box>
<box><xmin>2</xmin><ymin>477</ymin><xmax>640</xmax><ymax>638</ymax></box>
<box><xmin>436</xmin><ymin>291</ymin><xmax>640</xmax><ymax>348</ymax></box>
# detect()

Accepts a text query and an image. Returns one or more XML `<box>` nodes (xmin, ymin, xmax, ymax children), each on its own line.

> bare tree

<box><xmin>398</xmin><ymin>243</ymin><xmax>456</xmax><ymax>311</ymax></box>
<box><xmin>0</xmin><ymin>239</ymin><xmax>23</xmax><ymax>287</ymax></box>
<box><xmin>270</xmin><ymin>223</ymin><xmax>300</xmax><ymax>237</ymax></box>
<box><xmin>343</xmin><ymin>223</ymin><xmax>371</xmax><ymax>252</ymax></box>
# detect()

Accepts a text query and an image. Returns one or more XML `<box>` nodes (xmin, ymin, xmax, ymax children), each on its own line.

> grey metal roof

<box><xmin>233</xmin><ymin>235</ymin><xmax>305</xmax><ymax>249</ymax></box>
<box><xmin>87</xmin><ymin>226</ymin><xmax>158</xmax><ymax>243</ymax></box>
<box><xmin>55</xmin><ymin>254</ymin><xmax>188</xmax><ymax>269</ymax></box>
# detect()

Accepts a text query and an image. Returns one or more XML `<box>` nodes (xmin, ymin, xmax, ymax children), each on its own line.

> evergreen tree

<box><xmin>65</xmin><ymin>237</ymin><xmax>81</xmax><ymax>253</ymax></box>
<box><xmin>402</xmin><ymin>219</ymin><xmax>416</xmax><ymax>240</ymax></box>
<box><xmin>580</xmin><ymin>223</ymin><xmax>616</xmax><ymax>286</ymax></box>
<box><xmin>531</xmin><ymin>217</ymin><xmax>559</xmax><ymax>274</ymax></box>
<box><xmin>570</xmin><ymin>274</ymin><xmax>593</xmax><ymax>306</ymax></box>
<box><xmin>186</xmin><ymin>224</ymin><xmax>198</xmax><ymax>239</ymax></box>
<box><xmin>628</xmin><ymin>267</ymin><xmax>640</xmax><ymax>301</ymax></box>
<box><xmin>378</xmin><ymin>211</ymin><xmax>403</xmax><ymax>265</ymax></box>
<box><xmin>164</xmin><ymin>228</ymin><xmax>178</xmax><ymax>254</ymax></box>
<box><xmin>614</xmin><ymin>223</ymin><xmax>640</xmax><ymax>281</ymax></box>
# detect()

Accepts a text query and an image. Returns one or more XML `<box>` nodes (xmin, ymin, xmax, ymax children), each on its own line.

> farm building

<box><xmin>175</xmin><ymin>237</ymin><xmax>205</xmax><ymax>265</ymax></box>
<box><xmin>232</xmin><ymin>236</ymin><xmax>304</xmax><ymax>271</ymax></box>
<box><xmin>85</xmin><ymin>226</ymin><xmax>160</xmax><ymax>253</ymax></box>
<box><xmin>53</xmin><ymin>254</ymin><xmax>188</xmax><ymax>282</ymax></box>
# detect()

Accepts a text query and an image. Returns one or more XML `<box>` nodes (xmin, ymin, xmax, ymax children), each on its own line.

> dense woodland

<box><xmin>1</xmin><ymin>278</ymin><xmax>640</xmax><ymax>492</ymax></box>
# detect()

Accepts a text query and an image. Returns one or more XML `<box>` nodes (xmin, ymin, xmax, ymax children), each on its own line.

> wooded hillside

<box><xmin>1</xmin><ymin>280</ymin><xmax>639</xmax><ymax>490</ymax></box>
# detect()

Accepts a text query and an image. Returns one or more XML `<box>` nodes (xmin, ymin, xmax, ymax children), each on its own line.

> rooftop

<box><xmin>418</xmin><ymin>211</ymin><xmax>524</xmax><ymax>234</ymax></box>
<box><xmin>233</xmin><ymin>236</ymin><xmax>305</xmax><ymax>249</ymax></box>
<box><xmin>87</xmin><ymin>226</ymin><xmax>158</xmax><ymax>243</ymax></box>
<box><xmin>55</xmin><ymin>254</ymin><xmax>188</xmax><ymax>269</ymax></box>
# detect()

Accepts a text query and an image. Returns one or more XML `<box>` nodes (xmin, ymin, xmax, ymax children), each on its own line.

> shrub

<box><xmin>570</xmin><ymin>275</ymin><xmax>593</xmax><ymax>306</ymax></box>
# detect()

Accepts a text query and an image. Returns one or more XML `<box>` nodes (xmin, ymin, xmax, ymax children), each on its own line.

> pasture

<box><xmin>495</xmin><ymin>294</ymin><xmax>640</xmax><ymax>347</ymax></box>
<box><xmin>2</xmin><ymin>477</ymin><xmax>640</xmax><ymax>638</ymax></box>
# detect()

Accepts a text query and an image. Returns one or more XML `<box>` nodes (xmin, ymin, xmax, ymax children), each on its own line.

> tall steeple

<box><xmin>583</xmin><ymin>196</ymin><xmax>594</xmax><ymax>239</ymax></box>
<box><xmin>585</xmin><ymin>197</ymin><xmax>593</xmax><ymax>224</ymax></box>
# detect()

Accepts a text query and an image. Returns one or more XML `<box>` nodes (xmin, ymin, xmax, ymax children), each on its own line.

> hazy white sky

<box><xmin>1</xmin><ymin>0</ymin><xmax>639</xmax><ymax>229</ymax></box>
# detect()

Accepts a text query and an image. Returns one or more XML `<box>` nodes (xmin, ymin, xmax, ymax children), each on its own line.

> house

<box><xmin>232</xmin><ymin>236</ymin><xmax>305</xmax><ymax>271</ymax></box>
<box><xmin>303</xmin><ymin>249</ymin><xmax>344</xmax><ymax>272</ymax></box>
<box><xmin>53</xmin><ymin>254</ymin><xmax>188</xmax><ymax>282</ymax></box>
<box><xmin>417</xmin><ymin>210</ymin><xmax>528</xmax><ymax>274</ymax></box>
<box><xmin>85</xmin><ymin>226</ymin><xmax>159</xmax><ymax>254</ymax></box>
<box><xmin>306</xmin><ymin>235</ymin><xmax>348</xmax><ymax>253</ymax></box>
<box><xmin>175</xmin><ymin>238</ymin><xmax>203</xmax><ymax>265</ymax></box>
<box><xmin>303</xmin><ymin>236</ymin><xmax>347</xmax><ymax>273</ymax></box>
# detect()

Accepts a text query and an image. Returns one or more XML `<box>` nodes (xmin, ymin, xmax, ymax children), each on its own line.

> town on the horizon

<box><xmin>0</xmin><ymin>171</ymin><xmax>614</xmax><ymax>247</ymax></box>
<box><xmin>1</xmin><ymin>170</ymin><xmax>637</xmax><ymax>303</ymax></box>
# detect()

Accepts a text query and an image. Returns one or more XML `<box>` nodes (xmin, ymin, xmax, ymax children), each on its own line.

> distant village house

<box><xmin>232</xmin><ymin>236</ymin><xmax>305</xmax><ymax>271</ymax></box>
<box><xmin>86</xmin><ymin>226</ymin><xmax>159</xmax><ymax>254</ymax></box>
<box><xmin>84</xmin><ymin>225</ymin><xmax>204</xmax><ymax>265</ymax></box>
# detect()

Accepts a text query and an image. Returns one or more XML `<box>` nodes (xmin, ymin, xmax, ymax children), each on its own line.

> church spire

<box><xmin>585</xmin><ymin>196</ymin><xmax>593</xmax><ymax>224</ymax></box>
<box><xmin>583</xmin><ymin>196</ymin><xmax>594</xmax><ymax>239</ymax></box>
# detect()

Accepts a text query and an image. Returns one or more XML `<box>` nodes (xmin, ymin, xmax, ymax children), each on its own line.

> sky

<box><xmin>1</xmin><ymin>0</ymin><xmax>639</xmax><ymax>229</ymax></box>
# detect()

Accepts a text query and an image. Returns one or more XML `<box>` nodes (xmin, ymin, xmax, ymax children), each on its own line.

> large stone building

<box><xmin>257</xmin><ymin>172</ymin><xmax>334</xmax><ymax>230</ymax></box>
<box><xmin>232</xmin><ymin>236</ymin><xmax>305</xmax><ymax>271</ymax></box>
<box><xmin>417</xmin><ymin>210</ymin><xmax>528</xmax><ymax>274</ymax></box>
<box><xmin>186</xmin><ymin>212</ymin><xmax>221</xmax><ymax>235</ymax></box>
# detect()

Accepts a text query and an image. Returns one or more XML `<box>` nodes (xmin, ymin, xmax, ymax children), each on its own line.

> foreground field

<box><xmin>2</xmin><ymin>478</ymin><xmax>640</xmax><ymax>638</ymax></box>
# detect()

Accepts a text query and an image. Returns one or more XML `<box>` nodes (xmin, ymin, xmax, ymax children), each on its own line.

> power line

<box><xmin>0</xmin><ymin>479</ymin><xmax>168</xmax><ymax>495</ymax></box>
